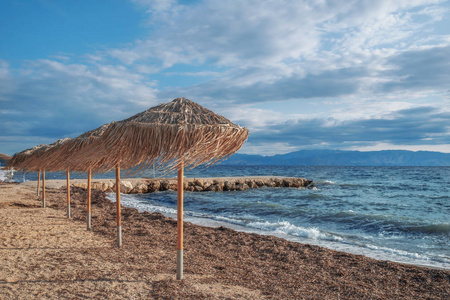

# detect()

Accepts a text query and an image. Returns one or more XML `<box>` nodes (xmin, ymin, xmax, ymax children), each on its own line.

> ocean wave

<box><xmin>108</xmin><ymin>193</ymin><xmax>179</xmax><ymax>215</ymax></box>
<box><xmin>317</xmin><ymin>210</ymin><xmax>449</xmax><ymax>236</ymax></box>
<box><xmin>111</xmin><ymin>192</ymin><xmax>344</xmax><ymax>242</ymax></box>
<box><xmin>407</xmin><ymin>223</ymin><xmax>450</xmax><ymax>235</ymax></box>
<box><xmin>363</xmin><ymin>243</ymin><xmax>450</xmax><ymax>266</ymax></box>
<box><xmin>107</xmin><ymin>193</ymin><xmax>254</xmax><ymax>226</ymax></box>
<box><xmin>246</xmin><ymin>220</ymin><xmax>343</xmax><ymax>242</ymax></box>
<box><xmin>301</xmin><ymin>193</ymin><xmax>327</xmax><ymax>200</ymax></box>
<box><xmin>315</xmin><ymin>180</ymin><xmax>337</xmax><ymax>185</ymax></box>
<box><xmin>429</xmin><ymin>195</ymin><xmax>450</xmax><ymax>201</ymax></box>
<box><xmin>0</xmin><ymin>169</ymin><xmax>15</xmax><ymax>182</ymax></box>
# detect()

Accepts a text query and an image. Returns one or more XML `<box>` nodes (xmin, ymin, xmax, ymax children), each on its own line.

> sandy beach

<box><xmin>1</xmin><ymin>182</ymin><xmax>449</xmax><ymax>299</ymax></box>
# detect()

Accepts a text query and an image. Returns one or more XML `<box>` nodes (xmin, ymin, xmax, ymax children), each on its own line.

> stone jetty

<box><xmin>70</xmin><ymin>176</ymin><xmax>313</xmax><ymax>194</ymax></box>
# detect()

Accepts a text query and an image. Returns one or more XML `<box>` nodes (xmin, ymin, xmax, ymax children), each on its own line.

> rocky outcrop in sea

<box><xmin>72</xmin><ymin>177</ymin><xmax>314</xmax><ymax>194</ymax></box>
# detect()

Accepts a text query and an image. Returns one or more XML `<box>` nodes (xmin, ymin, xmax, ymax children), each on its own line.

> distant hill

<box><xmin>222</xmin><ymin>150</ymin><xmax>450</xmax><ymax>166</ymax></box>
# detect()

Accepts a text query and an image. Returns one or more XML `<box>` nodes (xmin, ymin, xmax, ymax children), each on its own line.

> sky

<box><xmin>1</xmin><ymin>0</ymin><xmax>449</xmax><ymax>156</ymax></box>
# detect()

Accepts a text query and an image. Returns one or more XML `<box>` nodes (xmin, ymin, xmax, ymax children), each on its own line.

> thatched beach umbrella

<box><xmin>7</xmin><ymin>146</ymin><xmax>37</xmax><ymax>193</ymax></box>
<box><xmin>45</xmin><ymin>124</ymin><xmax>112</xmax><ymax>225</ymax></box>
<box><xmin>8</xmin><ymin>144</ymin><xmax>50</xmax><ymax>205</ymax></box>
<box><xmin>8</xmin><ymin>138</ymin><xmax>77</xmax><ymax>215</ymax></box>
<box><xmin>8</xmin><ymin>124</ymin><xmax>111</xmax><ymax>221</ymax></box>
<box><xmin>82</xmin><ymin>97</ymin><xmax>249</xmax><ymax>279</ymax></box>
<box><xmin>8</xmin><ymin>144</ymin><xmax>46</xmax><ymax>171</ymax></box>
<box><xmin>30</xmin><ymin>139</ymin><xmax>73</xmax><ymax>208</ymax></box>
<box><xmin>0</xmin><ymin>153</ymin><xmax>12</xmax><ymax>161</ymax></box>
<box><xmin>7</xmin><ymin>138</ymin><xmax>73</xmax><ymax>208</ymax></box>
<box><xmin>30</xmin><ymin>137</ymin><xmax>77</xmax><ymax>218</ymax></box>
<box><xmin>46</xmin><ymin>124</ymin><xmax>112</xmax><ymax>171</ymax></box>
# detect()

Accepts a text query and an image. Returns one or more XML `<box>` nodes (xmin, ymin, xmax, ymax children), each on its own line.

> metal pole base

<box><xmin>67</xmin><ymin>205</ymin><xmax>71</xmax><ymax>218</ymax></box>
<box><xmin>117</xmin><ymin>226</ymin><xmax>122</xmax><ymax>247</ymax></box>
<box><xmin>177</xmin><ymin>249</ymin><xmax>183</xmax><ymax>280</ymax></box>
<box><xmin>87</xmin><ymin>212</ymin><xmax>91</xmax><ymax>230</ymax></box>
<box><xmin>42</xmin><ymin>198</ymin><xmax>46</xmax><ymax>208</ymax></box>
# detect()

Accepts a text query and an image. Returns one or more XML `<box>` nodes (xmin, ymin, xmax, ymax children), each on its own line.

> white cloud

<box><xmin>1</xmin><ymin>59</ymin><xmax>160</xmax><ymax>154</ymax></box>
<box><xmin>239</xmin><ymin>142</ymin><xmax>303</xmax><ymax>156</ymax></box>
<box><xmin>220</xmin><ymin>106</ymin><xmax>287</xmax><ymax>131</ymax></box>
<box><xmin>0</xmin><ymin>60</ymin><xmax>16</xmax><ymax>101</ymax></box>
<box><xmin>130</xmin><ymin>0</ymin><xmax>177</xmax><ymax>12</ymax></box>
<box><xmin>113</xmin><ymin>0</ymin><xmax>449</xmax><ymax>114</ymax></box>
<box><xmin>118</xmin><ymin>0</ymin><xmax>445</xmax><ymax>69</ymax></box>
<box><xmin>2</xmin><ymin>0</ymin><xmax>449</xmax><ymax>155</ymax></box>
<box><xmin>116</xmin><ymin>1</ymin><xmax>331</xmax><ymax>66</ymax></box>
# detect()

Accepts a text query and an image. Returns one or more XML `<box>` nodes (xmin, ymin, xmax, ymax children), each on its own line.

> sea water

<box><xmin>8</xmin><ymin>165</ymin><xmax>450</xmax><ymax>269</ymax></box>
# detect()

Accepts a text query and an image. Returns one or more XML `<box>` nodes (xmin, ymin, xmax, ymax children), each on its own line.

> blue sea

<box><xmin>5</xmin><ymin>165</ymin><xmax>450</xmax><ymax>269</ymax></box>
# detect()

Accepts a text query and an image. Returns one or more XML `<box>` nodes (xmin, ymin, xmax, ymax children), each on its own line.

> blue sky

<box><xmin>1</xmin><ymin>0</ymin><xmax>449</xmax><ymax>156</ymax></box>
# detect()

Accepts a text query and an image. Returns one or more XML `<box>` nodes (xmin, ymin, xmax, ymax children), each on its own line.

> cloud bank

<box><xmin>0</xmin><ymin>0</ymin><xmax>449</xmax><ymax>155</ymax></box>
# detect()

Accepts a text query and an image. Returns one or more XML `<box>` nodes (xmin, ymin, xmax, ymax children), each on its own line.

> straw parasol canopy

<box><xmin>7</xmin><ymin>139</ymin><xmax>70</xmax><ymax>208</ymax></box>
<box><xmin>78</xmin><ymin>97</ymin><xmax>249</xmax><ymax>279</ymax></box>
<box><xmin>30</xmin><ymin>138</ymin><xmax>72</xmax><ymax>172</ymax></box>
<box><xmin>6</xmin><ymin>138</ymin><xmax>74</xmax><ymax>172</ymax></box>
<box><xmin>38</xmin><ymin>123</ymin><xmax>114</xmax><ymax>226</ymax></box>
<box><xmin>43</xmin><ymin>123</ymin><xmax>113</xmax><ymax>172</ymax></box>
<box><xmin>7</xmin><ymin>144</ymin><xmax>49</xmax><ymax>171</ymax></box>
<box><xmin>83</xmin><ymin>97</ymin><xmax>249</xmax><ymax>173</ymax></box>
<box><xmin>0</xmin><ymin>153</ymin><xmax>11</xmax><ymax>161</ymax></box>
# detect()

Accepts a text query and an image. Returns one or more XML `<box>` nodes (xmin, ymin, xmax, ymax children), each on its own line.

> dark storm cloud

<box><xmin>247</xmin><ymin>107</ymin><xmax>450</xmax><ymax>147</ymax></box>
<box><xmin>169</xmin><ymin>66</ymin><xmax>367</xmax><ymax>103</ymax></box>
<box><xmin>382</xmin><ymin>46</ymin><xmax>450</xmax><ymax>92</ymax></box>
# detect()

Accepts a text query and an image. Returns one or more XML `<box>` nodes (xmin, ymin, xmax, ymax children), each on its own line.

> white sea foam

<box><xmin>0</xmin><ymin>169</ymin><xmax>14</xmax><ymax>182</ymax></box>
<box><xmin>109</xmin><ymin>195</ymin><xmax>348</xmax><ymax>244</ymax></box>
<box><xmin>246</xmin><ymin>220</ymin><xmax>344</xmax><ymax>241</ymax></box>
<box><xmin>108</xmin><ymin>193</ymin><xmax>178</xmax><ymax>215</ymax></box>
<box><xmin>364</xmin><ymin>244</ymin><xmax>438</xmax><ymax>262</ymax></box>
<box><xmin>322</xmin><ymin>180</ymin><xmax>337</xmax><ymax>184</ymax></box>
<box><xmin>107</xmin><ymin>193</ymin><xmax>247</xmax><ymax>225</ymax></box>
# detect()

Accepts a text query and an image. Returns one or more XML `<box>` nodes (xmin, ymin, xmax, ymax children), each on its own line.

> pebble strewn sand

<box><xmin>1</xmin><ymin>182</ymin><xmax>449</xmax><ymax>299</ymax></box>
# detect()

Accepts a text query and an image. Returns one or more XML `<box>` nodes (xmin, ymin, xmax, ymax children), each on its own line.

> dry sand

<box><xmin>0</xmin><ymin>182</ymin><xmax>449</xmax><ymax>299</ymax></box>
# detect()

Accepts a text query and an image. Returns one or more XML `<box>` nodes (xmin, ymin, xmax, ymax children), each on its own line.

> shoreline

<box><xmin>107</xmin><ymin>192</ymin><xmax>450</xmax><ymax>271</ymax></box>
<box><xmin>1</xmin><ymin>182</ymin><xmax>449</xmax><ymax>298</ymax></box>
<box><xmin>19</xmin><ymin>178</ymin><xmax>450</xmax><ymax>270</ymax></box>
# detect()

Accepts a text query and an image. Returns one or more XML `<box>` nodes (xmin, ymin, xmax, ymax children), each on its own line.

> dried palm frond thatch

<box><xmin>46</xmin><ymin>123</ymin><xmax>113</xmax><ymax>172</ymax></box>
<box><xmin>75</xmin><ymin>97</ymin><xmax>249</xmax><ymax>174</ymax></box>
<box><xmin>32</xmin><ymin>124</ymin><xmax>113</xmax><ymax>223</ymax></box>
<box><xmin>7</xmin><ymin>144</ymin><xmax>49</xmax><ymax>171</ymax></box>
<box><xmin>7</xmin><ymin>137</ymin><xmax>74</xmax><ymax>172</ymax></box>
<box><xmin>0</xmin><ymin>153</ymin><xmax>12</xmax><ymax>161</ymax></box>
<box><xmin>6</xmin><ymin>141</ymin><xmax>69</xmax><ymax>207</ymax></box>
<box><xmin>28</xmin><ymin>138</ymin><xmax>72</xmax><ymax>171</ymax></box>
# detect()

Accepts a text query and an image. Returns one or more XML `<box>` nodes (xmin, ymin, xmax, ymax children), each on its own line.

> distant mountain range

<box><xmin>222</xmin><ymin>150</ymin><xmax>450</xmax><ymax>166</ymax></box>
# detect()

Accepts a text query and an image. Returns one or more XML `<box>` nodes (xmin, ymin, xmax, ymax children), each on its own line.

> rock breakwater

<box><xmin>72</xmin><ymin>177</ymin><xmax>313</xmax><ymax>194</ymax></box>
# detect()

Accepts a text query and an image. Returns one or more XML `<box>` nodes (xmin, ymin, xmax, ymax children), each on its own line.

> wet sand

<box><xmin>0</xmin><ymin>182</ymin><xmax>449</xmax><ymax>299</ymax></box>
